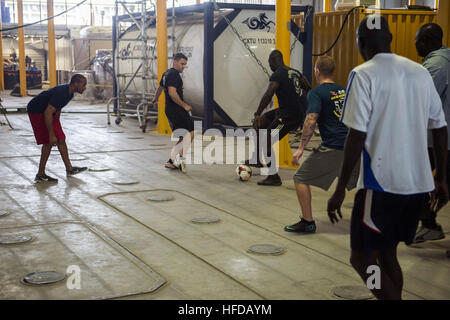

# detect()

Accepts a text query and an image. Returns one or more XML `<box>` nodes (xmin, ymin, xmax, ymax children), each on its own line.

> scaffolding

<box><xmin>111</xmin><ymin>0</ymin><xmax>158</xmax><ymax>131</ymax></box>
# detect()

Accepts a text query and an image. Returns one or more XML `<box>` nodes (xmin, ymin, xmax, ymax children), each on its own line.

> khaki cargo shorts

<box><xmin>293</xmin><ymin>145</ymin><xmax>359</xmax><ymax>191</ymax></box>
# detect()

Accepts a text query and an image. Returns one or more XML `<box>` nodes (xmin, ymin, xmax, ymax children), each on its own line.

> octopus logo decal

<box><xmin>242</xmin><ymin>13</ymin><xmax>275</xmax><ymax>32</ymax></box>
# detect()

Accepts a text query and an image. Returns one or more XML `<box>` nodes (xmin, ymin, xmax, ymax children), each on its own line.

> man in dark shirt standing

<box><xmin>27</xmin><ymin>74</ymin><xmax>88</xmax><ymax>183</ymax></box>
<box><xmin>285</xmin><ymin>56</ymin><xmax>358</xmax><ymax>233</ymax></box>
<box><xmin>251</xmin><ymin>50</ymin><xmax>311</xmax><ymax>186</ymax></box>
<box><xmin>413</xmin><ymin>23</ymin><xmax>450</xmax><ymax>243</ymax></box>
<box><xmin>153</xmin><ymin>53</ymin><xmax>193</xmax><ymax>173</ymax></box>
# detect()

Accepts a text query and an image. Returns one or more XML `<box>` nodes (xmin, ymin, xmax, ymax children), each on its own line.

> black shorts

<box><xmin>264</xmin><ymin>109</ymin><xmax>301</xmax><ymax>139</ymax></box>
<box><xmin>351</xmin><ymin>189</ymin><xmax>428</xmax><ymax>252</ymax></box>
<box><xmin>165</xmin><ymin>106</ymin><xmax>194</xmax><ymax>132</ymax></box>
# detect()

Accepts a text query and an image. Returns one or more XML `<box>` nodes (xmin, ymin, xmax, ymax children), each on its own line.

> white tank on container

<box><xmin>117</xmin><ymin>9</ymin><xmax>304</xmax><ymax>126</ymax></box>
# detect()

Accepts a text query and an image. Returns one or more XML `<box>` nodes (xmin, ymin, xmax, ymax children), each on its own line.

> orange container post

<box><xmin>437</xmin><ymin>0</ymin><xmax>450</xmax><ymax>47</ymax></box>
<box><xmin>312</xmin><ymin>9</ymin><xmax>437</xmax><ymax>88</ymax></box>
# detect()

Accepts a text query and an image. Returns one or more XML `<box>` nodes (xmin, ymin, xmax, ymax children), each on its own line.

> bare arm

<box><xmin>152</xmin><ymin>85</ymin><xmax>163</xmax><ymax>104</ymax></box>
<box><xmin>431</xmin><ymin>126</ymin><xmax>449</xmax><ymax>212</ymax></box>
<box><xmin>168</xmin><ymin>86</ymin><xmax>191</xmax><ymax>111</ymax></box>
<box><xmin>327</xmin><ymin>128</ymin><xmax>366</xmax><ymax>223</ymax></box>
<box><xmin>301</xmin><ymin>75</ymin><xmax>312</xmax><ymax>93</ymax></box>
<box><xmin>299</xmin><ymin>113</ymin><xmax>318</xmax><ymax>150</ymax></box>
<box><xmin>44</xmin><ymin>104</ymin><xmax>57</xmax><ymax>145</ymax></box>
<box><xmin>255</xmin><ymin>81</ymin><xmax>279</xmax><ymax>117</ymax></box>
<box><xmin>291</xmin><ymin>113</ymin><xmax>318</xmax><ymax>165</ymax></box>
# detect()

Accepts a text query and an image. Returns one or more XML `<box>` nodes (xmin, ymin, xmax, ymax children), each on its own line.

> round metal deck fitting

<box><xmin>332</xmin><ymin>286</ymin><xmax>374</xmax><ymax>300</ymax></box>
<box><xmin>0</xmin><ymin>235</ymin><xmax>33</xmax><ymax>245</ymax></box>
<box><xmin>127</xmin><ymin>136</ymin><xmax>144</xmax><ymax>139</ymax></box>
<box><xmin>150</xmin><ymin>143</ymin><xmax>166</xmax><ymax>146</ymax></box>
<box><xmin>108</xmin><ymin>130</ymin><xmax>124</xmax><ymax>133</ymax></box>
<box><xmin>112</xmin><ymin>180</ymin><xmax>139</xmax><ymax>185</ymax></box>
<box><xmin>71</xmin><ymin>155</ymin><xmax>89</xmax><ymax>161</ymax></box>
<box><xmin>22</xmin><ymin>271</ymin><xmax>66</xmax><ymax>286</ymax></box>
<box><xmin>92</xmin><ymin>125</ymin><xmax>107</xmax><ymax>128</ymax></box>
<box><xmin>247</xmin><ymin>244</ymin><xmax>286</xmax><ymax>256</ymax></box>
<box><xmin>147</xmin><ymin>195</ymin><xmax>174</xmax><ymax>202</ymax></box>
<box><xmin>191</xmin><ymin>216</ymin><xmax>221</xmax><ymax>224</ymax></box>
<box><xmin>0</xmin><ymin>210</ymin><xmax>9</xmax><ymax>217</ymax></box>
<box><xmin>88</xmin><ymin>167</ymin><xmax>111</xmax><ymax>172</ymax></box>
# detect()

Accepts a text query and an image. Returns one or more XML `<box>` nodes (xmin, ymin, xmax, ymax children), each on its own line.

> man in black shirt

<box><xmin>251</xmin><ymin>50</ymin><xmax>311</xmax><ymax>186</ymax></box>
<box><xmin>153</xmin><ymin>53</ymin><xmax>193</xmax><ymax>173</ymax></box>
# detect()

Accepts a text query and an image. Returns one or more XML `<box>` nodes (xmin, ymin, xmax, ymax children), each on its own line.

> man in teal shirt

<box><xmin>414</xmin><ymin>23</ymin><xmax>450</xmax><ymax>242</ymax></box>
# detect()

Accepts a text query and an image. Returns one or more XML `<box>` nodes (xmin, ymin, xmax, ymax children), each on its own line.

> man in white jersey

<box><xmin>327</xmin><ymin>15</ymin><xmax>448</xmax><ymax>300</ymax></box>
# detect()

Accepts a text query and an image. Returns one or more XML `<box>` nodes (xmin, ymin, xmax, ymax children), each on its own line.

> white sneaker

<box><xmin>176</xmin><ymin>154</ymin><xmax>187</xmax><ymax>173</ymax></box>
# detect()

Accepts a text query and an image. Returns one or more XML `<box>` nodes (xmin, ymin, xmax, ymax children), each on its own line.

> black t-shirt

<box><xmin>27</xmin><ymin>84</ymin><xmax>74</xmax><ymax>114</ymax></box>
<box><xmin>269</xmin><ymin>66</ymin><xmax>307</xmax><ymax>117</ymax></box>
<box><xmin>160</xmin><ymin>68</ymin><xmax>183</xmax><ymax>113</ymax></box>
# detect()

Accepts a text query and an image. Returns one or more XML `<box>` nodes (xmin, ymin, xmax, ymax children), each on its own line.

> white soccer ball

<box><xmin>236</xmin><ymin>164</ymin><xmax>252</xmax><ymax>181</ymax></box>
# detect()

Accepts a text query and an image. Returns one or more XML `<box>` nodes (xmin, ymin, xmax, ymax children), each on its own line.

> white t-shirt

<box><xmin>342</xmin><ymin>53</ymin><xmax>446</xmax><ymax>195</ymax></box>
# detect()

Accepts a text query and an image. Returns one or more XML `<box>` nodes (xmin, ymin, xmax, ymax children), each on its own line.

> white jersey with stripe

<box><xmin>341</xmin><ymin>53</ymin><xmax>447</xmax><ymax>195</ymax></box>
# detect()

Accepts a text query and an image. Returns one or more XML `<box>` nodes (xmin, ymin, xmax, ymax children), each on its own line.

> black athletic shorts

<box><xmin>351</xmin><ymin>189</ymin><xmax>428</xmax><ymax>252</ymax></box>
<box><xmin>264</xmin><ymin>109</ymin><xmax>301</xmax><ymax>139</ymax></box>
<box><xmin>165</xmin><ymin>105</ymin><xmax>194</xmax><ymax>132</ymax></box>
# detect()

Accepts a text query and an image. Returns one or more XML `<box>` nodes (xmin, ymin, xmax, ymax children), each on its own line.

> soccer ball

<box><xmin>236</xmin><ymin>164</ymin><xmax>252</xmax><ymax>181</ymax></box>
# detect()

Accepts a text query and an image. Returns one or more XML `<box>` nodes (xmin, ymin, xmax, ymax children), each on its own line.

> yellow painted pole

<box><xmin>0</xmin><ymin>11</ymin><xmax>4</xmax><ymax>90</ymax></box>
<box><xmin>156</xmin><ymin>0</ymin><xmax>171</xmax><ymax>135</ymax></box>
<box><xmin>437</xmin><ymin>0</ymin><xmax>450</xmax><ymax>47</ymax></box>
<box><xmin>17</xmin><ymin>0</ymin><xmax>27</xmax><ymax>96</ymax></box>
<box><xmin>275</xmin><ymin>0</ymin><xmax>294</xmax><ymax>169</ymax></box>
<box><xmin>409</xmin><ymin>0</ymin><xmax>415</xmax><ymax>5</ymax></box>
<box><xmin>47</xmin><ymin>0</ymin><xmax>57</xmax><ymax>87</ymax></box>
<box><xmin>324</xmin><ymin>0</ymin><xmax>332</xmax><ymax>12</ymax></box>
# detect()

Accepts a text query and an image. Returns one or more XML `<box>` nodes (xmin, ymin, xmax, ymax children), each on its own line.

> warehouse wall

<box><xmin>1</xmin><ymin>37</ymin><xmax>72</xmax><ymax>80</ymax></box>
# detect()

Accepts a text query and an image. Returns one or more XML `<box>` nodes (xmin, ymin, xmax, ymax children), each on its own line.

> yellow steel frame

<box><xmin>17</xmin><ymin>0</ymin><xmax>27</xmax><ymax>96</ymax></box>
<box><xmin>47</xmin><ymin>0</ymin><xmax>57</xmax><ymax>88</ymax></box>
<box><xmin>0</xmin><ymin>12</ymin><xmax>4</xmax><ymax>90</ymax></box>
<box><xmin>156</xmin><ymin>0</ymin><xmax>171</xmax><ymax>135</ymax></box>
<box><xmin>275</xmin><ymin>0</ymin><xmax>295</xmax><ymax>169</ymax></box>
<box><xmin>437</xmin><ymin>0</ymin><xmax>449</xmax><ymax>47</ymax></box>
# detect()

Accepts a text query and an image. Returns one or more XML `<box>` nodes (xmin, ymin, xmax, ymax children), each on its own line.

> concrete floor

<box><xmin>0</xmin><ymin>98</ymin><xmax>449</xmax><ymax>300</ymax></box>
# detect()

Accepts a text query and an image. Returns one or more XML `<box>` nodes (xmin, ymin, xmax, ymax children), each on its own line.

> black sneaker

<box><xmin>165</xmin><ymin>159</ymin><xmax>177</xmax><ymax>169</ymax></box>
<box><xmin>257</xmin><ymin>174</ymin><xmax>282</xmax><ymax>186</ymax></box>
<box><xmin>35</xmin><ymin>174</ymin><xmax>58</xmax><ymax>183</ymax></box>
<box><xmin>413</xmin><ymin>224</ymin><xmax>445</xmax><ymax>243</ymax></box>
<box><xmin>284</xmin><ymin>219</ymin><xmax>316</xmax><ymax>234</ymax></box>
<box><xmin>67</xmin><ymin>166</ymin><xmax>88</xmax><ymax>176</ymax></box>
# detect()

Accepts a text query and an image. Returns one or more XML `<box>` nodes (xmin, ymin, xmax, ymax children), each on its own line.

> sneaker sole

<box><xmin>34</xmin><ymin>179</ymin><xmax>58</xmax><ymax>183</ymax></box>
<box><xmin>284</xmin><ymin>227</ymin><xmax>316</xmax><ymax>234</ymax></box>
<box><xmin>67</xmin><ymin>169</ymin><xmax>88</xmax><ymax>176</ymax></box>
<box><xmin>415</xmin><ymin>234</ymin><xmax>445</xmax><ymax>243</ymax></box>
<box><xmin>257</xmin><ymin>182</ymin><xmax>282</xmax><ymax>186</ymax></box>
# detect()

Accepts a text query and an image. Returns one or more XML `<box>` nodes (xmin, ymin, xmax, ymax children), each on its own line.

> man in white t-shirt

<box><xmin>327</xmin><ymin>15</ymin><xmax>448</xmax><ymax>300</ymax></box>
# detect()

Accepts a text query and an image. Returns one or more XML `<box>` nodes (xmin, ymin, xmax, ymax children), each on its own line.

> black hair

<box><xmin>173</xmin><ymin>53</ymin><xmax>188</xmax><ymax>61</ymax></box>
<box><xmin>269</xmin><ymin>50</ymin><xmax>283</xmax><ymax>61</ymax></box>
<box><xmin>70</xmin><ymin>74</ymin><xmax>87</xmax><ymax>85</ymax></box>
<box><xmin>418</xmin><ymin>23</ymin><xmax>443</xmax><ymax>47</ymax></box>
<box><xmin>358</xmin><ymin>15</ymin><xmax>392</xmax><ymax>47</ymax></box>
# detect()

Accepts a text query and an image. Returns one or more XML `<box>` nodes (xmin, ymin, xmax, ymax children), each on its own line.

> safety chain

<box><xmin>290</xmin><ymin>5</ymin><xmax>312</xmax><ymax>53</ymax></box>
<box><xmin>211</xmin><ymin>0</ymin><xmax>271</xmax><ymax>78</ymax></box>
